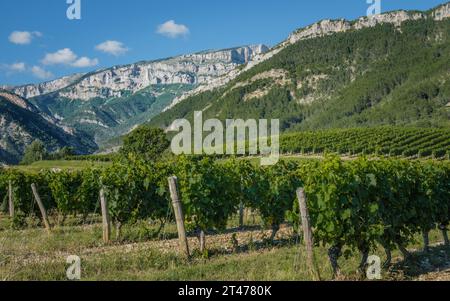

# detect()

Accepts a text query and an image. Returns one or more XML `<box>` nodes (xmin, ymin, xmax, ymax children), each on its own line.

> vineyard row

<box><xmin>1</xmin><ymin>156</ymin><xmax>449</xmax><ymax>273</ymax></box>
<box><xmin>280</xmin><ymin>127</ymin><xmax>450</xmax><ymax>158</ymax></box>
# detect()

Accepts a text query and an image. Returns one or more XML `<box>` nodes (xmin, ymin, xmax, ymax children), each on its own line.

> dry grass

<box><xmin>0</xmin><ymin>213</ymin><xmax>449</xmax><ymax>281</ymax></box>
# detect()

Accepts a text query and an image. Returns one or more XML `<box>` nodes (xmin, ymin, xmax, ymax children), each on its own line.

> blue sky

<box><xmin>0</xmin><ymin>0</ymin><xmax>447</xmax><ymax>86</ymax></box>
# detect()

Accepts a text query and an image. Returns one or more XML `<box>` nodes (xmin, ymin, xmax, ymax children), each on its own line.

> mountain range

<box><xmin>150</xmin><ymin>3</ymin><xmax>450</xmax><ymax>131</ymax></box>
<box><xmin>1</xmin><ymin>2</ymin><xmax>449</xmax><ymax>164</ymax></box>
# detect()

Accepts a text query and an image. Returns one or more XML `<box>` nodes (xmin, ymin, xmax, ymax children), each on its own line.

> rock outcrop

<box><xmin>6</xmin><ymin>73</ymin><xmax>85</xmax><ymax>99</ymax></box>
<box><xmin>433</xmin><ymin>2</ymin><xmax>450</xmax><ymax>21</ymax></box>
<box><xmin>285</xmin><ymin>9</ymin><xmax>445</xmax><ymax>45</ymax></box>
<box><xmin>7</xmin><ymin>45</ymin><xmax>268</xmax><ymax>101</ymax></box>
<box><xmin>0</xmin><ymin>90</ymin><xmax>37</xmax><ymax>112</ymax></box>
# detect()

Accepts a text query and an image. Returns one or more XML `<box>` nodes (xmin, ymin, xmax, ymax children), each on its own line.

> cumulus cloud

<box><xmin>31</xmin><ymin>66</ymin><xmax>53</xmax><ymax>80</ymax></box>
<box><xmin>1</xmin><ymin>62</ymin><xmax>53</xmax><ymax>80</ymax></box>
<box><xmin>42</xmin><ymin>48</ymin><xmax>78</xmax><ymax>65</ymax></box>
<box><xmin>95</xmin><ymin>40</ymin><xmax>129</xmax><ymax>56</ymax></box>
<box><xmin>41</xmin><ymin>48</ymin><xmax>98</xmax><ymax>68</ymax></box>
<box><xmin>8</xmin><ymin>62</ymin><xmax>26</xmax><ymax>72</ymax></box>
<box><xmin>157</xmin><ymin>20</ymin><xmax>190</xmax><ymax>38</ymax></box>
<box><xmin>71</xmin><ymin>57</ymin><xmax>99</xmax><ymax>68</ymax></box>
<box><xmin>9</xmin><ymin>31</ymin><xmax>42</xmax><ymax>45</ymax></box>
<box><xmin>1</xmin><ymin>62</ymin><xmax>27</xmax><ymax>76</ymax></box>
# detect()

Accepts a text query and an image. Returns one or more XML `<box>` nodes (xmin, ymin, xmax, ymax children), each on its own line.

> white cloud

<box><xmin>95</xmin><ymin>40</ymin><xmax>129</xmax><ymax>56</ymax></box>
<box><xmin>71</xmin><ymin>57</ymin><xmax>99</xmax><ymax>68</ymax></box>
<box><xmin>41</xmin><ymin>48</ymin><xmax>98</xmax><ymax>68</ymax></box>
<box><xmin>1</xmin><ymin>62</ymin><xmax>54</xmax><ymax>80</ymax></box>
<box><xmin>157</xmin><ymin>20</ymin><xmax>190</xmax><ymax>38</ymax></box>
<box><xmin>42</xmin><ymin>48</ymin><xmax>78</xmax><ymax>65</ymax></box>
<box><xmin>1</xmin><ymin>62</ymin><xmax>27</xmax><ymax>75</ymax></box>
<box><xmin>31</xmin><ymin>66</ymin><xmax>53</xmax><ymax>80</ymax></box>
<box><xmin>9</xmin><ymin>62</ymin><xmax>26</xmax><ymax>72</ymax></box>
<box><xmin>9</xmin><ymin>31</ymin><xmax>42</xmax><ymax>45</ymax></box>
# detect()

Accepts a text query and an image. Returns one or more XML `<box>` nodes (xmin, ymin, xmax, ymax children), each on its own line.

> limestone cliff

<box><xmin>7</xmin><ymin>45</ymin><xmax>268</xmax><ymax>101</ymax></box>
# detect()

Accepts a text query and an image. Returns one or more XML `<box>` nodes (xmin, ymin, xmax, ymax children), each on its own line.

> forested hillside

<box><xmin>0</xmin><ymin>90</ymin><xmax>97</xmax><ymax>164</ymax></box>
<box><xmin>31</xmin><ymin>84</ymin><xmax>193</xmax><ymax>144</ymax></box>
<box><xmin>150</xmin><ymin>17</ymin><xmax>450</xmax><ymax>131</ymax></box>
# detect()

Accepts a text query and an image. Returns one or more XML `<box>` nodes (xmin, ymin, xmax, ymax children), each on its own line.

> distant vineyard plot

<box><xmin>280</xmin><ymin>127</ymin><xmax>450</xmax><ymax>159</ymax></box>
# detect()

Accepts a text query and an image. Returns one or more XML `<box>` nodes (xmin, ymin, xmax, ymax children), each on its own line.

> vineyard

<box><xmin>1</xmin><ymin>155</ymin><xmax>449</xmax><ymax>279</ymax></box>
<box><xmin>280</xmin><ymin>127</ymin><xmax>450</xmax><ymax>159</ymax></box>
<box><xmin>39</xmin><ymin>127</ymin><xmax>450</xmax><ymax>163</ymax></box>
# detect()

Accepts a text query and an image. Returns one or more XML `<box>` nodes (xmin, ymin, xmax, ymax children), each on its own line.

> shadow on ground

<box><xmin>389</xmin><ymin>244</ymin><xmax>450</xmax><ymax>280</ymax></box>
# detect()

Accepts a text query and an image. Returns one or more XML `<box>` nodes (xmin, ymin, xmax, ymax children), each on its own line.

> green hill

<box><xmin>150</xmin><ymin>16</ymin><xmax>450</xmax><ymax>131</ymax></box>
<box><xmin>31</xmin><ymin>84</ymin><xmax>193</xmax><ymax>145</ymax></box>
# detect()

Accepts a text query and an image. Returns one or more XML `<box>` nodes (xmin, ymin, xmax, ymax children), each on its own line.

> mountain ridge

<box><xmin>3</xmin><ymin>3</ymin><xmax>448</xmax><ymax>102</ymax></box>
<box><xmin>162</xmin><ymin>2</ymin><xmax>450</xmax><ymax>112</ymax></box>
<box><xmin>4</xmin><ymin>45</ymin><xmax>269</xmax><ymax>101</ymax></box>
<box><xmin>149</xmin><ymin>3</ymin><xmax>450</xmax><ymax>134</ymax></box>
<box><xmin>3</xmin><ymin>45</ymin><xmax>268</xmax><ymax>147</ymax></box>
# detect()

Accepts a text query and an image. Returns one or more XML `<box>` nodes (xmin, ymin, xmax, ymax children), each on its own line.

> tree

<box><xmin>21</xmin><ymin>140</ymin><xmax>47</xmax><ymax>165</ymax></box>
<box><xmin>46</xmin><ymin>146</ymin><xmax>75</xmax><ymax>160</ymax></box>
<box><xmin>50</xmin><ymin>146</ymin><xmax>75</xmax><ymax>160</ymax></box>
<box><xmin>58</xmin><ymin>146</ymin><xmax>75</xmax><ymax>158</ymax></box>
<box><xmin>120</xmin><ymin>126</ymin><xmax>170</xmax><ymax>161</ymax></box>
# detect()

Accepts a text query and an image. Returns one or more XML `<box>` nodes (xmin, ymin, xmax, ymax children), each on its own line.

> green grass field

<box><xmin>10</xmin><ymin>148</ymin><xmax>449</xmax><ymax>176</ymax></box>
<box><xmin>11</xmin><ymin>160</ymin><xmax>112</xmax><ymax>173</ymax></box>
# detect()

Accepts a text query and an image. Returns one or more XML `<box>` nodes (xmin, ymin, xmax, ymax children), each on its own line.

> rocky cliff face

<box><xmin>7</xmin><ymin>45</ymin><xmax>268</xmax><ymax>101</ymax></box>
<box><xmin>433</xmin><ymin>2</ymin><xmax>450</xmax><ymax>21</ymax></box>
<box><xmin>286</xmin><ymin>12</ymin><xmax>428</xmax><ymax>45</ymax></box>
<box><xmin>6</xmin><ymin>74</ymin><xmax>85</xmax><ymax>99</ymax></box>
<box><xmin>0</xmin><ymin>90</ymin><xmax>37</xmax><ymax>112</ymax></box>
<box><xmin>286</xmin><ymin>4</ymin><xmax>449</xmax><ymax>45</ymax></box>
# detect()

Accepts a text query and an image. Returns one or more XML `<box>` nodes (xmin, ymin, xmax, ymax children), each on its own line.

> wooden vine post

<box><xmin>296</xmin><ymin>188</ymin><xmax>321</xmax><ymax>281</ymax></box>
<box><xmin>99</xmin><ymin>188</ymin><xmax>111</xmax><ymax>243</ymax></box>
<box><xmin>8</xmin><ymin>180</ymin><xmax>14</xmax><ymax>218</ymax></box>
<box><xmin>31</xmin><ymin>183</ymin><xmax>51</xmax><ymax>233</ymax></box>
<box><xmin>168</xmin><ymin>176</ymin><xmax>190</xmax><ymax>258</ymax></box>
<box><xmin>440</xmin><ymin>224</ymin><xmax>450</xmax><ymax>246</ymax></box>
<box><xmin>239</xmin><ymin>202</ymin><xmax>244</xmax><ymax>229</ymax></box>
<box><xmin>422</xmin><ymin>231</ymin><xmax>430</xmax><ymax>253</ymax></box>
<box><xmin>199</xmin><ymin>230</ymin><xmax>206</xmax><ymax>253</ymax></box>
<box><xmin>239</xmin><ymin>175</ymin><xmax>244</xmax><ymax>228</ymax></box>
